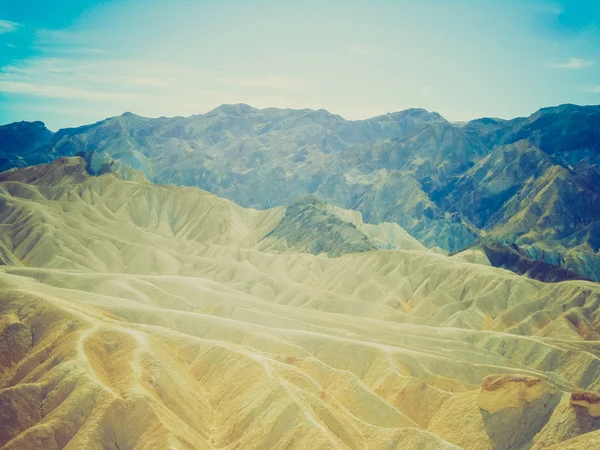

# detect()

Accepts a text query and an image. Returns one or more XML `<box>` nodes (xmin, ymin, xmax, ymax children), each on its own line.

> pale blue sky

<box><xmin>0</xmin><ymin>0</ymin><xmax>599</xmax><ymax>130</ymax></box>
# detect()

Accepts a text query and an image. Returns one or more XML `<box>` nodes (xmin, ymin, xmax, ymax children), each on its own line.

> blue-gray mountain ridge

<box><xmin>1</xmin><ymin>103</ymin><xmax>600</xmax><ymax>280</ymax></box>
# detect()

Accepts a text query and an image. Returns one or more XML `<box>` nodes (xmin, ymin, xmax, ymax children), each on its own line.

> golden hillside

<box><xmin>1</xmin><ymin>157</ymin><xmax>600</xmax><ymax>449</ymax></box>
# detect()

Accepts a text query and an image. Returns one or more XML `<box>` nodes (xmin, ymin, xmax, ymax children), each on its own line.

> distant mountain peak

<box><xmin>120</xmin><ymin>111</ymin><xmax>144</xmax><ymax>118</ymax></box>
<box><xmin>0</xmin><ymin>120</ymin><xmax>49</xmax><ymax>130</ymax></box>
<box><xmin>207</xmin><ymin>103</ymin><xmax>258</xmax><ymax>116</ymax></box>
<box><xmin>370</xmin><ymin>108</ymin><xmax>447</xmax><ymax>125</ymax></box>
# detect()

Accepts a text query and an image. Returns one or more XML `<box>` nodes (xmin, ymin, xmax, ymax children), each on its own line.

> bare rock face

<box><xmin>478</xmin><ymin>374</ymin><xmax>560</xmax><ymax>450</ymax></box>
<box><xmin>259</xmin><ymin>195</ymin><xmax>426</xmax><ymax>256</ymax></box>
<box><xmin>571</xmin><ymin>391</ymin><xmax>600</xmax><ymax>417</ymax></box>
<box><xmin>0</xmin><ymin>156</ymin><xmax>89</xmax><ymax>186</ymax></box>
<box><xmin>478</xmin><ymin>374</ymin><xmax>554</xmax><ymax>413</ymax></box>
<box><xmin>0</xmin><ymin>317</ymin><xmax>32</xmax><ymax>371</ymax></box>
<box><xmin>531</xmin><ymin>392</ymin><xmax>600</xmax><ymax>449</ymax></box>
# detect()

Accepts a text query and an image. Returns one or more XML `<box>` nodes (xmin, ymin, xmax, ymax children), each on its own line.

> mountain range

<box><xmin>2</xmin><ymin>103</ymin><xmax>600</xmax><ymax>282</ymax></box>
<box><xmin>2</xmin><ymin>156</ymin><xmax>600</xmax><ymax>448</ymax></box>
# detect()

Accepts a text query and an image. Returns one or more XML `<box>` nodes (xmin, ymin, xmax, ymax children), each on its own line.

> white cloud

<box><xmin>0</xmin><ymin>81</ymin><xmax>137</xmax><ymax>101</ymax></box>
<box><xmin>0</xmin><ymin>57</ymin><xmax>186</xmax><ymax>87</ymax></box>
<box><xmin>0</xmin><ymin>56</ymin><xmax>299</xmax><ymax>125</ymax></box>
<box><xmin>0</xmin><ymin>20</ymin><xmax>20</xmax><ymax>34</ymax></box>
<box><xmin>590</xmin><ymin>86</ymin><xmax>600</xmax><ymax>93</ymax></box>
<box><xmin>348</xmin><ymin>45</ymin><xmax>367</xmax><ymax>56</ymax></box>
<box><xmin>47</xmin><ymin>48</ymin><xmax>106</xmax><ymax>54</ymax></box>
<box><xmin>218</xmin><ymin>74</ymin><xmax>298</xmax><ymax>91</ymax></box>
<box><xmin>549</xmin><ymin>57</ymin><xmax>593</xmax><ymax>70</ymax></box>
<box><xmin>421</xmin><ymin>86</ymin><xmax>431</xmax><ymax>96</ymax></box>
<box><xmin>0</xmin><ymin>58</ymin><xmax>179</xmax><ymax>102</ymax></box>
<box><xmin>34</xmin><ymin>29</ymin><xmax>81</xmax><ymax>45</ymax></box>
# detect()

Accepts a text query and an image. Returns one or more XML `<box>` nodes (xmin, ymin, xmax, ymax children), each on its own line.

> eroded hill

<box><xmin>1</xmin><ymin>158</ymin><xmax>600</xmax><ymax>449</ymax></box>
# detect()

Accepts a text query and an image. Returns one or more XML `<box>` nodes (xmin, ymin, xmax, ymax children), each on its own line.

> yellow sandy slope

<box><xmin>1</xmin><ymin>158</ymin><xmax>600</xmax><ymax>449</ymax></box>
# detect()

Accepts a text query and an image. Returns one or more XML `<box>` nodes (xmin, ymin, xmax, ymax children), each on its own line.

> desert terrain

<box><xmin>0</xmin><ymin>157</ymin><xmax>599</xmax><ymax>449</ymax></box>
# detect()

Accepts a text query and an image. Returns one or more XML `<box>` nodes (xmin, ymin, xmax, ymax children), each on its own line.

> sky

<box><xmin>0</xmin><ymin>0</ymin><xmax>599</xmax><ymax>130</ymax></box>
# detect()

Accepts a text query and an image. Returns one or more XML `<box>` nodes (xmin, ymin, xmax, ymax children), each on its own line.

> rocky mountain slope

<box><xmin>2</xmin><ymin>104</ymin><xmax>600</xmax><ymax>280</ymax></box>
<box><xmin>1</xmin><ymin>158</ymin><xmax>600</xmax><ymax>448</ymax></box>
<box><xmin>0</xmin><ymin>157</ymin><xmax>425</xmax><ymax>268</ymax></box>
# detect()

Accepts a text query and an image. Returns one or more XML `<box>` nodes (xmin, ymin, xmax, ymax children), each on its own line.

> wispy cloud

<box><xmin>0</xmin><ymin>57</ymin><xmax>178</xmax><ymax>101</ymax></box>
<box><xmin>1</xmin><ymin>57</ymin><xmax>182</xmax><ymax>86</ymax></box>
<box><xmin>32</xmin><ymin>30</ymin><xmax>104</xmax><ymax>54</ymax></box>
<box><xmin>549</xmin><ymin>57</ymin><xmax>593</xmax><ymax>70</ymax></box>
<box><xmin>46</xmin><ymin>47</ymin><xmax>106</xmax><ymax>55</ymax></box>
<box><xmin>348</xmin><ymin>45</ymin><xmax>367</xmax><ymax>56</ymax></box>
<box><xmin>34</xmin><ymin>29</ymin><xmax>85</xmax><ymax>46</ymax></box>
<box><xmin>0</xmin><ymin>20</ymin><xmax>20</xmax><ymax>34</ymax></box>
<box><xmin>0</xmin><ymin>56</ymin><xmax>294</xmax><ymax>125</ymax></box>
<box><xmin>0</xmin><ymin>81</ymin><xmax>137</xmax><ymax>100</ymax></box>
<box><xmin>589</xmin><ymin>86</ymin><xmax>600</xmax><ymax>93</ymax></box>
<box><xmin>219</xmin><ymin>74</ymin><xmax>298</xmax><ymax>91</ymax></box>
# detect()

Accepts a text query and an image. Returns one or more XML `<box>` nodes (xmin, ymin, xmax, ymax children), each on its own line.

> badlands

<box><xmin>1</xmin><ymin>157</ymin><xmax>600</xmax><ymax>449</ymax></box>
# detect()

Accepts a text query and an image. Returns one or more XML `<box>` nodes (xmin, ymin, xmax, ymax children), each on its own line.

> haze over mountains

<box><xmin>2</xmin><ymin>103</ymin><xmax>600</xmax><ymax>282</ymax></box>
<box><xmin>2</xmin><ymin>156</ymin><xmax>600</xmax><ymax>449</ymax></box>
